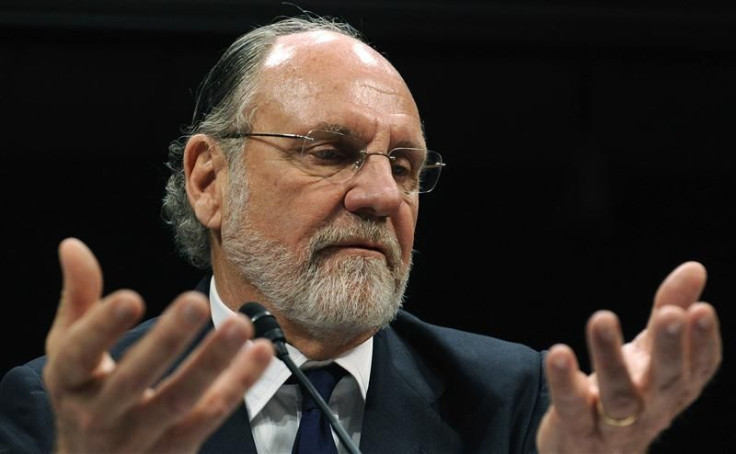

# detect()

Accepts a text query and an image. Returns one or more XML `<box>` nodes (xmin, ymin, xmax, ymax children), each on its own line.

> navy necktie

<box><xmin>292</xmin><ymin>363</ymin><xmax>346</xmax><ymax>454</ymax></box>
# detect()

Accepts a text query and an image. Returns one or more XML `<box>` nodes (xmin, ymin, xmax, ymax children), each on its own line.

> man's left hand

<box><xmin>536</xmin><ymin>261</ymin><xmax>722</xmax><ymax>453</ymax></box>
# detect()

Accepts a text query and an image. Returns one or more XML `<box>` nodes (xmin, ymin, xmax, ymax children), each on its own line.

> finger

<box><xmin>47</xmin><ymin>238</ymin><xmax>105</xmax><ymax>349</ymax></box>
<box><xmin>647</xmin><ymin>305</ymin><xmax>687</xmax><ymax>393</ymax></box>
<box><xmin>652</xmin><ymin>261</ymin><xmax>707</xmax><ymax>311</ymax></box>
<box><xmin>99</xmin><ymin>293</ymin><xmax>211</xmax><ymax>418</ymax></box>
<box><xmin>634</xmin><ymin>262</ymin><xmax>707</xmax><ymax>355</ymax></box>
<box><xmin>153</xmin><ymin>338</ymin><xmax>274</xmax><ymax>453</ymax></box>
<box><xmin>45</xmin><ymin>290</ymin><xmax>144</xmax><ymax>390</ymax></box>
<box><xmin>544</xmin><ymin>344</ymin><xmax>596</xmax><ymax>436</ymax></box>
<box><xmin>687</xmin><ymin>303</ymin><xmax>722</xmax><ymax>387</ymax></box>
<box><xmin>587</xmin><ymin>311</ymin><xmax>642</xmax><ymax>421</ymax></box>
<box><xmin>130</xmin><ymin>315</ymin><xmax>256</xmax><ymax>440</ymax></box>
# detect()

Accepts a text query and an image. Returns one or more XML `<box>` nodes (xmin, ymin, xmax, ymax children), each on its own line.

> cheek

<box><xmin>245</xmin><ymin>189</ymin><xmax>299</xmax><ymax>241</ymax></box>
<box><xmin>244</xmin><ymin>171</ymin><xmax>343</xmax><ymax>246</ymax></box>
<box><xmin>396</xmin><ymin>204</ymin><xmax>418</xmax><ymax>263</ymax></box>
<box><xmin>238</xmin><ymin>169</ymin><xmax>289</xmax><ymax>232</ymax></box>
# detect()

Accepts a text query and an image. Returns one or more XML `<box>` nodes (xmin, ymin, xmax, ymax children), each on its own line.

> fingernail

<box><xmin>666</xmin><ymin>320</ymin><xmax>683</xmax><ymax>335</ymax></box>
<box><xmin>115</xmin><ymin>300</ymin><xmax>135</xmax><ymax>320</ymax></box>
<box><xmin>553</xmin><ymin>355</ymin><xmax>568</xmax><ymax>370</ymax></box>
<box><xmin>598</xmin><ymin>324</ymin><xmax>616</xmax><ymax>342</ymax></box>
<box><xmin>240</xmin><ymin>339</ymin><xmax>254</xmax><ymax>351</ymax></box>
<box><xmin>224</xmin><ymin>323</ymin><xmax>248</xmax><ymax>346</ymax></box>
<box><xmin>182</xmin><ymin>300</ymin><xmax>205</xmax><ymax>324</ymax></box>
<box><xmin>697</xmin><ymin>315</ymin><xmax>712</xmax><ymax>330</ymax></box>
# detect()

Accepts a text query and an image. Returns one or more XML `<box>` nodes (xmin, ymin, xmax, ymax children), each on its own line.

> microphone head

<box><xmin>238</xmin><ymin>302</ymin><xmax>286</xmax><ymax>345</ymax></box>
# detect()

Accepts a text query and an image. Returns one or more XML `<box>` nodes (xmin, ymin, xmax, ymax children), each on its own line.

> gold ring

<box><xmin>596</xmin><ymin>400</ymin><xmax>639</xmax><ymax>427</ymax></box>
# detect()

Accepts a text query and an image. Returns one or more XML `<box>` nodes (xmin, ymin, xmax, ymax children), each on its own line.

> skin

<box><xmin>44</xmin><ymin>238</ymin><xmax>274</xmax><ymax>453</ymax></box>
<box><xmin>41</xmin><ymin>31</ymin><xmax>722</xmax><ymax>453</ymax></box>
<box><xmin>185</xmin><ymin>30</ymin><xmax>421</xmax><ymax>359</ymax></box>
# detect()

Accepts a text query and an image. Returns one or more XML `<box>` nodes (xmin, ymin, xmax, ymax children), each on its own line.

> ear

<box><xmin>184</xmin><ymin>134</ymin><xmax>228</xmax><ymax>230</ymax></box>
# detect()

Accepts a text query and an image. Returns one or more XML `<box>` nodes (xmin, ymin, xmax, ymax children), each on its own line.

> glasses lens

<box><xmin>384</xmin><ymin>148</ymin><xmax>444</xmax><ymax>194</ymax></box>
<box><xmin>299</xmin><ymin>130</ymin><xmax>444</xmax><ymax>194</ymax></box>
<box><xmin>418</xmin><ymin>151</ymin><xmax>444</xmax><ymax>193</ymax></box>
<box><xmin>299</xmin><ymin>130</ymin><xmax>363</xmax><ymax>176</ymax></box>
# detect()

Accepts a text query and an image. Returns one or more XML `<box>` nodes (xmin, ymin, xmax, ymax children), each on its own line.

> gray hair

<box><xmin>161</xmin><ymin>15</ymin><xmax>364</xmax><ymax>269</ymax></box>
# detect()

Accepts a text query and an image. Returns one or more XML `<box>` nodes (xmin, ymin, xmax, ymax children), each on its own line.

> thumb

<box><xmin>49</xmin><ymin>238</ymin><xmax>104</xmax><ymax>336</ymax></box>
<box><xmin>636</xmin><ymin>261</ymin><xmax>708</xmax><ymax>350</ymax></box>
<box><xmin>652</xmin><ymin>261</ymin><xmax>707</xmax><ymax>310</ymax></box>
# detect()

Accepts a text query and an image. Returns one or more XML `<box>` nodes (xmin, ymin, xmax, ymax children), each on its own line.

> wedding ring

<box><xmin>596</xmin><ymin>399</ymin><xmax>639</xmax><ymax>427</ymax></box>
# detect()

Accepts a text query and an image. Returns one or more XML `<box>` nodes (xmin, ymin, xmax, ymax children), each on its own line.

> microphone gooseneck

<box><xmin>238</xmin><ymin>302</ymin><xmax>362</xmax><ymax>454</ymax></box>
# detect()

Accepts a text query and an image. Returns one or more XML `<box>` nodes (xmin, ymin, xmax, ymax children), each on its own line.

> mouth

<box><xmin>319</xmin><ymin>240</ymin><xmax>389</xmax><ymax>261</ymax></box>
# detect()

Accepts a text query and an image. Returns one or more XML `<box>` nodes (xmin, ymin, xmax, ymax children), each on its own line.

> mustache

<box><xmin>308</xmin><ymin>219</ymin><xmax>403</xmax><ymax>270</ymax></box>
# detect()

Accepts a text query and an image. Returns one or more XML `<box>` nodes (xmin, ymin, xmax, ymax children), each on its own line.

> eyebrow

<box><xmin>310</xmin><ymin>122</ymin><xmax>427</xmax><ymax>150</ymax></box>
<box><xmin>312</xmin><ymin>122</ymin><xmax>355</xmax><ymax>136</ymax></box>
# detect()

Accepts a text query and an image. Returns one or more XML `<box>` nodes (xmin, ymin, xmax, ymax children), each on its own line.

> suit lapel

<box><xmin>360</xmin><ymin>326</ymin><xmax>462</xmax><ymax>454</ymax></box>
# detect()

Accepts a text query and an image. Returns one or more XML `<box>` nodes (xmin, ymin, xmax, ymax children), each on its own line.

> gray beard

<box><xmin>221</xmin><ymin>173</ymin><xmax>411</xmax><ymax>343</ymax></box>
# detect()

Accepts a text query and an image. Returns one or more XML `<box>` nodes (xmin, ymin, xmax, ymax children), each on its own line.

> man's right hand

<box><xmin>43</xmin><ymin>238</ymin><xmax>273</xmax><ymax>453</ymax></box>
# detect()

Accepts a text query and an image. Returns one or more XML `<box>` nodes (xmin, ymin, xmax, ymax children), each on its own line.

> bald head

<box><xmin>251</xmin><ymin>30</ymin><xmax>421</xmax><ymax>140</ymax></box>
<box><xmin>264</xmin><ymin>30</ymin><xmax>400</xmax><ymax>75</ymax></box>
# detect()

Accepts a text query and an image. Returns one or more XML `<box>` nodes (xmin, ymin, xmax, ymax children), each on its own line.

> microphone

<box><xmin>239</xmin><ymin>301</ymin><xmax>290</xmax><ymax>359</ymax></box>
<box><xmin>238</xmin><ymin>302</ymin><xmax>362</xmax><ymax>454</ymax></box>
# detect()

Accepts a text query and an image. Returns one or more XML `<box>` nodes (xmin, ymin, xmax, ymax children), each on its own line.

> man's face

<box><xmin>221</xmin><ymin>31</ymin><xmax>424</xmax><ymax>341</ymax></box>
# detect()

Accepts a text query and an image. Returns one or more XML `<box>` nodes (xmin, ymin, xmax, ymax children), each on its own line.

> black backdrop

<box><xmin>1</xmin><ymin>1</ymin><xmax>734</xmax><ymax>452</ymax></box>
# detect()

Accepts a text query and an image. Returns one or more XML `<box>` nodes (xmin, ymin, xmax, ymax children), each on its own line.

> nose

<box><xmin>343</xmin><ymin>152</ymin><xmax>403</xmax><ymax>218</ymax></box>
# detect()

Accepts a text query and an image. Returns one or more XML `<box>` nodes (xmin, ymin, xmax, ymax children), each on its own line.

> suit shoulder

<box><xmin>382</xmin><ymin>310</ymin><xmax>549</xmax><ymax>452</ymax></box>
<box><xmin>0</xmin><ymin>364</ymin><xmax>55</xmax><ymax>453</ymax></box>
<box><xmin>389</xmin><ymin>310</ymin><xmax>545</xmax><ymax>378</ymax></box>
<box><xmin>392</xmin><ymin>310</ymin><xmax>543</xmax><ymax>354</ymax></box>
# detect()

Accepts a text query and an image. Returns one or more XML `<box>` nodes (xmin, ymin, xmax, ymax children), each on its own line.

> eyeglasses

<box><xmin>222</xmin><ymin>129</ymin><xmax>445</xmax><ymax>194</ymax></box>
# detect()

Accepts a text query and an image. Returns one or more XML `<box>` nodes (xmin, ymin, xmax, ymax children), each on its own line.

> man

<box><xmin>0</xmin><ymin>15</ymin><xmax>722</xmax><ymax>454</ymax></box>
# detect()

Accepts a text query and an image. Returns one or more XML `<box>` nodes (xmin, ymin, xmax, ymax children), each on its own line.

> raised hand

<box><xmin>43</xmin><ymin>238</ymin><xmax>273</xmax><ymax>453</ymax></box>
<box><xmin>537</xmin><ymin>261</ymin><xmax>722</xmax><ymax>453</ymax></box>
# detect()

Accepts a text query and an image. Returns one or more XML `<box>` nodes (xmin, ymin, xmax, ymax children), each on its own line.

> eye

<box><xmin>302</xmin><ymin>140</ymin><xmax>357</xmax><ymax>167</ymax></box>
<box><xmin>389</xmin><ymin>149</ymin><xmax>422</xmax><ymax>179</ymax></box>
<box><xmin>390</xmin><ymin>158</ymin><xmax>412</xmax><ymax>177</ymax></box>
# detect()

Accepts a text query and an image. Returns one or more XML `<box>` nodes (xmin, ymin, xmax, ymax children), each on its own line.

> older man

<box><xmin>0</xmin><ymin>15</ymin><xmax>722</xmax><ymax>454</ymax></box>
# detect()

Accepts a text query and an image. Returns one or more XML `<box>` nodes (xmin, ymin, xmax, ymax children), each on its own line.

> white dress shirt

<box><xmin>209</xmin><ymin>277</ymin><xmax>372</xmax><ymax>454</ymax></box>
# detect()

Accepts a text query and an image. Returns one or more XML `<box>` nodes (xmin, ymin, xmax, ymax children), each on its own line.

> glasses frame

<box><xmin>221</xmin><ymin>130</ymin><xmax>445</xmax><ymax>194</ymax></box>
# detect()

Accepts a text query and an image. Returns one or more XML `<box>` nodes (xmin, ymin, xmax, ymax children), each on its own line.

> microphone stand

<box><xmin>239</xmin><ymin>302</ymin><xmax>362</xmax><ymax>454</ymax></box>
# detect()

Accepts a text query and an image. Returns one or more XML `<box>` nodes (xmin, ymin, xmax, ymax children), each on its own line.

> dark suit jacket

<box><xmin>0</xmin><ymin>278</ymin><xmax>549</xmax><ymax>454</ymax></box>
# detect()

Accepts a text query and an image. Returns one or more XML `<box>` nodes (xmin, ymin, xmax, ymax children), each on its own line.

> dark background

<box><xmin>1</xmin><ymin>1</ymin><xmax>733</xmax><ymax>452</ymax></box>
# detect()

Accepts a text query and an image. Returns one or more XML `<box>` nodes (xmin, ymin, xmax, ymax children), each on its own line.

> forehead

<box><xmin>253</xmin><ymin>30</ymin><xmax>423</xmax><ymax>140</ymax></box>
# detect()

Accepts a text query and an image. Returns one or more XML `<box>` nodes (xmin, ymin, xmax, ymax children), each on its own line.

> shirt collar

<box><xmin>209</xmin><ymin>276</ymin><xmax>373</xmax><ymax>421</ymax></box>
